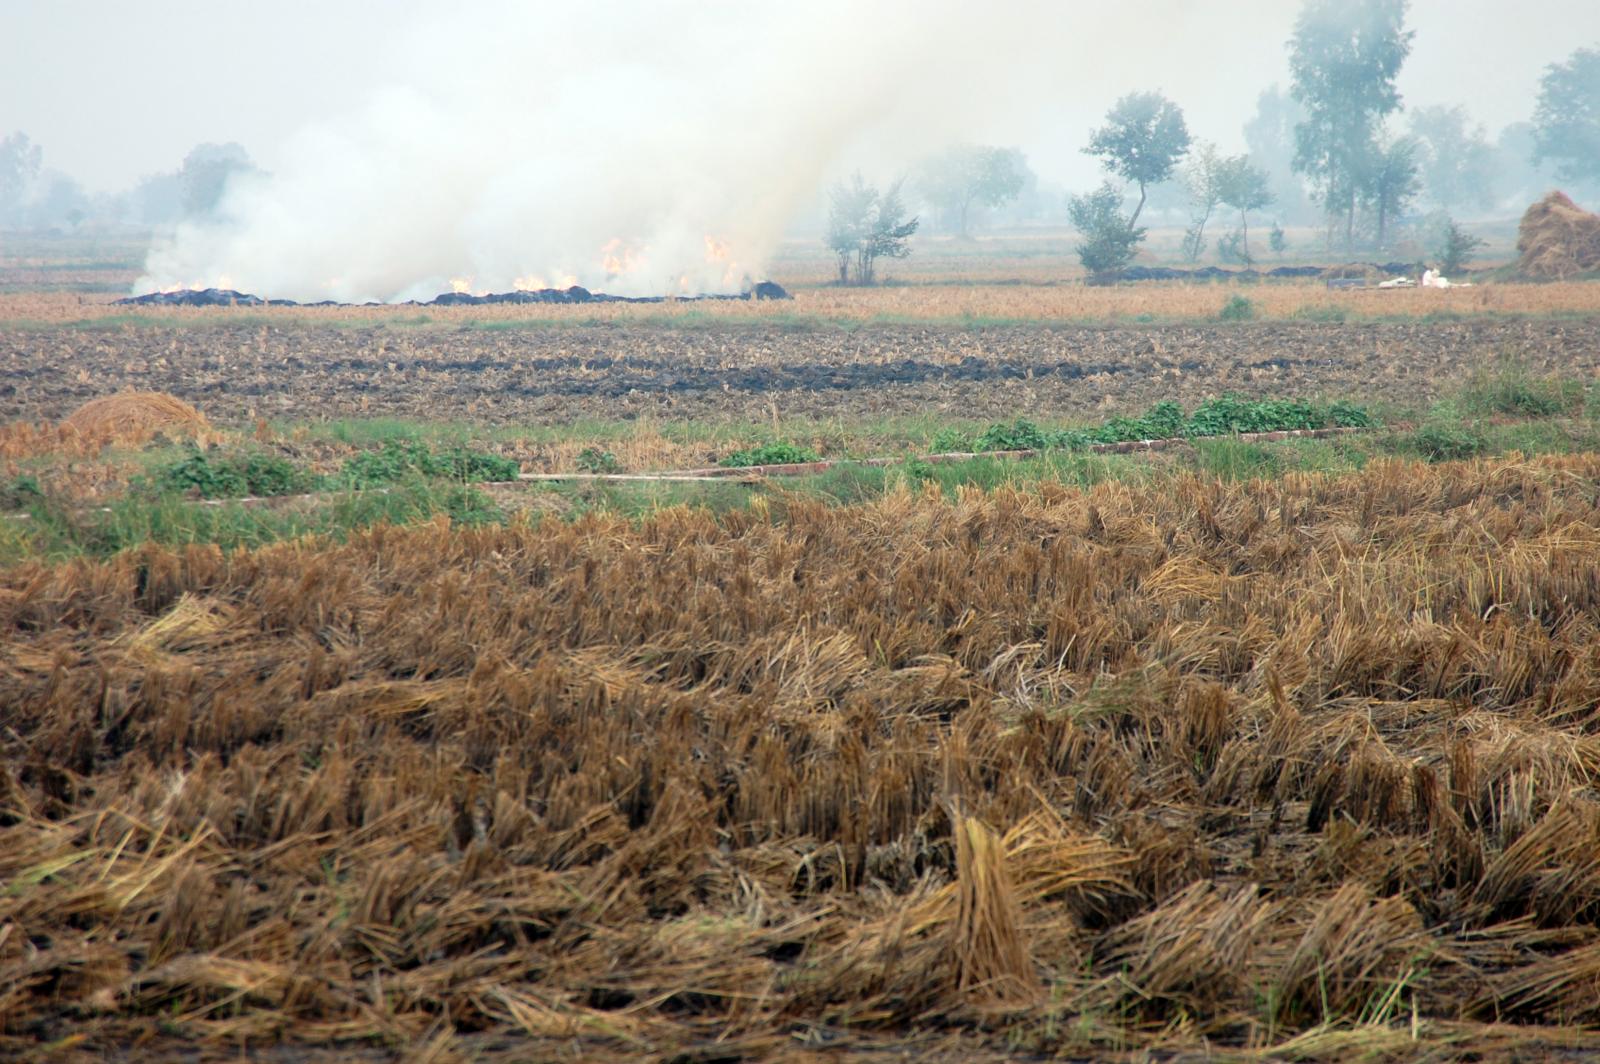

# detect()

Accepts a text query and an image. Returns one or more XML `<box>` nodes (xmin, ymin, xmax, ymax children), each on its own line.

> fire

<box><xmin>450</xmin><ymin>276</ymin><xmax>474</xmax><ymax>294</ymax></box>
<box><xmin>703</xmin><ymin>235</ymin><xmax>744</xmax><ymax>290</ymax></box>
<box><xmin>512</xmin><ymin>274</ymin><xmax>548</xmax><ymax>291</ymax></box>
<box><xmin>600</xmin><ymin>238</ymin><xmax>644</xmax><ymax>277</ymax></box>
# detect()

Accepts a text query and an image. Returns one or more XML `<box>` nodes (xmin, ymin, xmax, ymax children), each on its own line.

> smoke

<box><xmin>137</xmin><ymin>0</ymin><xmax>1026</xmax><ymax>302</ymax></box>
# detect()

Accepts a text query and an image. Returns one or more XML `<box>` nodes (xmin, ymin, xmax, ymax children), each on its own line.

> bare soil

<box><xmin>6</xmin><ymin>317</ymin><xmax>1599</xmax><ymax>426</ymax></box>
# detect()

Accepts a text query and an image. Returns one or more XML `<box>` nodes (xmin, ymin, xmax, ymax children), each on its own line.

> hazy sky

<box><xmin>4</xmin><ymin>0</ymin><xmax>1596</xmax><ymax>195</ymax></box>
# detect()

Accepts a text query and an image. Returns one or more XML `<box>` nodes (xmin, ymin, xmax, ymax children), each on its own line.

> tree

<box><xmin>1408</xmin><ymin>105</ymin><xmax>1496</xmax><ymax>212</ymax></box>
<box><xmin>1214</xmin><ymin>155</ymin><xmax>1275</xmax><ymax>265</ymax></box>
<box><xmin>1244</xmin><ymin>86</ymin><xmax>1315</xmax><ymax>222</ymax></box>
<box><xmin>1360</xmin><ymin>135</ymin><xmax>1421</xmax><ymax>249</ymax></box>
<box><xmin>1068</xmin><ymin>182</ymin><xmax>1145</xmax><ymax>279</ymax></box>
<box><xmin>917</xmin><ymin>145</ymin><xmax>1028</xmax><ymax>238</ymax></box>
<box><xmin>1434</xmin><ymin>216</ymin><xmax>1485</xmax><ymax>274</ymax></box>
<box><xmin>1180</xmin><ymin>141</ymin><xmax>1225</xmax><ymax>261</ymax></box>
<box><xmin>1289</xmin><ymin>0</ymin><xmax>1414</xmax><ymax>249</ymax></box>
<box><xmin>1084</xmin><ymin>92</ymin><xmax>1191</xmax><ymax>227</ymax></box>
<box><xmin>1532</xmin><ymin>46</ymin><xmax>1600</xmax><ymax>187</ymax></box>
<box><xmin>27</xmin><ymin>172</ymin><xmax>89</xmax><ymax>230</ymax></box>
<box><xmin>825</xmin><ymin>172</ymin><xmax>918</xmax><ymax>286</ymax></box>
<box><xmin>0</xmin><ymin>133</ymin><xmax>43</xmax><ymax>222</ymax></box>
<box><xmin>179</xmin><ymin>142</ymin><xmax>256</xmax><ymax>218</ymax></box>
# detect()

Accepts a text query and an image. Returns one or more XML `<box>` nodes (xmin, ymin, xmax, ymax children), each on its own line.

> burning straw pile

<box><xmin>6</xmin><ymin>456</ymin><xmax>1600</xmax><ymax>1058</ymax></box>
<box><xmin>1517</xmin><ymin>191</ymin><xmax>1600</xmax><ymax>279</ymax></box>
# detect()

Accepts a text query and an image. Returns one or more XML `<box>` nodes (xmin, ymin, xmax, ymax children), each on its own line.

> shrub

<box><xmin>1</xmin><ymin>475</ymin><xmax>42</xmax><ymax>511</ymax></box>
<box><xmin>1461</xmin><ymin>360</ymin><xmax>1578</xmax><ymax>418</ymax></box>
<box><xmin>974</xmin><ymin>419</ymin><xmax>1056</xmax><ymax>452</ymax></box>
<box><xmin>341</xmin><ymin>441</ymin><xmax>518</xmax><ymax>488</ymax></box>
<box><xmin>1068</xmin><ymin>182</ymin><xmax>1146</xmax><ymax>279</ymax></box>
<box><xmin>154</xmin><ymin>445</ymin><xmax>320</xmax><ymax>499</ymax></box>
<box><xmin>1407</xmin><ymin>423</ymin><xmax>1487</xmax><ymax>462</ymax></box>
<box><xmin>576</xmin><ymin>447</ymin><xmax>622</xmax><ymax>474</ymax></box>
<box><xmin>1218</xmin><ymin>295</ymin><xmax>1258</xmax><ymax>322</ymax></box>
<box><xmin>719</xmin><ymin>442</ymin><xmax>823</xmax><ymax>468</ymax></box>
<box><xmin>929</xmin><ymin>427</ymin><xmax>975</xmax><ymax>453</ymax></box>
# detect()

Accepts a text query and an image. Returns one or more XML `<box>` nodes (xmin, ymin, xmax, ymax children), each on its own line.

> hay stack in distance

<box><xmin>61</xmin><ymin>391</ymin><xmax>213</xmax><ymax>447</ymax></box>
<box><xmin>1517</xmin><ymin>191</ymin><xmax>1600</xmax><ymax>279</ymax></box>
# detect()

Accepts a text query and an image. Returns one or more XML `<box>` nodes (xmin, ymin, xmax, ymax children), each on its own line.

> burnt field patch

<box><xmin>6</xmin><ymin>317</ymin><xmax>1600</xmax><ymax>425</ymax></box>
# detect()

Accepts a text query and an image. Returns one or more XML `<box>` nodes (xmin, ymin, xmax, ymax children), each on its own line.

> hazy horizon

<box><xmin>5</xmin><ymin>1</ymin><xmax>1595</xmax><ymax>195</ymax></box>
<box><xmin>4</xmin><ymin>1</ymin><xmax>1595</xmax><ymax>300</ymax></box>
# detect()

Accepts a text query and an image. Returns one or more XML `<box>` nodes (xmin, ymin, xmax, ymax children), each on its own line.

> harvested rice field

<box><xmin>7</xmin><ymin>257</ymin><xmax>1600</xmax><ymax>1060</ymax></box>
<box><xmin>6</xmin><ymin>314</ymin><xmax>1600</xmax><ymax>427</ymax></box>
<box><xmin>9</xmin><ymin>457</ymin><xmax>1600</xmax><ymax>1060</ymax></box>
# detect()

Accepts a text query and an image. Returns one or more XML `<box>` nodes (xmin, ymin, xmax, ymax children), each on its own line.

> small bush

<box><xmin>1</xmin><ymin>475</ymin><xmax>43</xmax><ymax>510</ymax></box>
<box><xmin>341</xmin><ymin>440</ymin><xmax>518</xmax><ymax>487</ymax></box>
<box><xmin>929</xmin><ymin>427</ymin><xmax>975</xmax><ymax>453</ymax></box>
<box><xmin>1461</xmin><ymin>360</ymin><xmax>1578</xmax><ymax>418</ymax></box>
<box><xmin>1218</xmin><ymin>295</ymin><xmax>1258</xmax><ymax>322</ymax></box>
<box><xmin>154</xmin><ymin>445</ymin><xmax>320</xmax><ymax>499</ymax></box>
<box><xmin>719</xmin><ymin>442</ymin><xmax>823</xmax><ymax>468</ymax></box>
<box><xmin>1407</xmin><ymin>423</ymin><xmax>1487</xmax><ymax>462</ymax></box>
<box><xmin>1216</xmin><ymin>229</ymin><xmax>1248</xmax><ymax>266</ymax></box>
<box><xmin>576</xmin><ymin>447</ymin><xmax>621</xmax><ymax>474</ymax></box>
<box><xmin>974</xmin><ymin>419</ymin><xmax>1056</xmax><ymax>452</ymax></box>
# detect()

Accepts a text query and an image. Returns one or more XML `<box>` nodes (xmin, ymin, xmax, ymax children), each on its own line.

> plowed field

<box><xmin>7</xmin><ymin>317</ymin><xmax>1600</xmax><ymax>426</ymax></box>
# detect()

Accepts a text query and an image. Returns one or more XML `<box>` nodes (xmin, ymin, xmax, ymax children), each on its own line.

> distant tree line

<box><xmin>0</xmin><ymin>137</ymin><xmax>259</xmax><ymax>232</ymax></box>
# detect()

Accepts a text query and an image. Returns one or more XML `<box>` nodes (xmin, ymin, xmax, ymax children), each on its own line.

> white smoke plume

<box><xmin>137</xmin><ymin>0</ymin><xmax>1034</xmax><ymax>303</ymax></box>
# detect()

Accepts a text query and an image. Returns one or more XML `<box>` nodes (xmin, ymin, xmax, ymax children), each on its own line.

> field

<box><xmin>6</xmin><ymin>232</ymin><xmax>1600</xmax><ymax>1060</ymax></box>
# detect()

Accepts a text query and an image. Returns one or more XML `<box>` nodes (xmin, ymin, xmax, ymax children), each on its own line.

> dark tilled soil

<box><xmin>5</xmin><ymin>318</ymin><xmax>1598</xmax><ymax>425</ymax></box>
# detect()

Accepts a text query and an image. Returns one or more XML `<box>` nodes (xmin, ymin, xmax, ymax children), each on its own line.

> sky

<box><xmin>3</xmin><ymin>1</ymin><xmax>1595</xmax><ymax>301</ymax></box>
<box><xmin>3</xmin><ymin>0</ymin><xmax>1596</xmax><ymax>195</ymax></box>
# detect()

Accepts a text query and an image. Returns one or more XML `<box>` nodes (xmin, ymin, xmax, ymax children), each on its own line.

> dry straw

<box><xmin>6</xmin><ymin>453</ymin><xmax>1600</xmax><ymax>1057</ymax></box>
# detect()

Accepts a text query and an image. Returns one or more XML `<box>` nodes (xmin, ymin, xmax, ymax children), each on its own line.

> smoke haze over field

<box><xmin>136</xmin><ymin>0</ymin><xmax>1101</xmax><ymax>302</ymax></box>
<box><xmin>2</xmin><ymin>1</ymin><xmax>1598</xmax><ymax>299</ymax></box>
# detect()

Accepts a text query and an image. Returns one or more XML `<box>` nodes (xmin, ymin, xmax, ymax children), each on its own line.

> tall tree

<box><xmin>1244</xmin><ymin>86</ymin><xmax>1314</xmax><ymax>223</ymax></box>
<box><xmin>1214</xmin><ymin>156</ymin><xmax>1275</xmax><ymax>265</ymax></box>
<box><xmin>1288</xmin><ymin>0</ymin><xmax>1414</xmax><ymax>249</ymax></box>
<box><xmin>1532</xmin><ymin>46</ymin><xmax>1600</xmax><ymax>188</ymax></box>
<box><xmin>1360</xmin><ymin>135</ymin><xmax>1421</xmax><ymax>249</ymax></box>
<box><xmin>917</xmin><ymin>145</ymin><xmax>1028</xmax><ymax>238</ymax></box>
<box><xmin>1408</xmin><ymin>105</ymin><xmax>1496</xmax><ymax>212</ymax></box>
<box><xmin>1084</xmin><ymin>92</ymin><xmax>1191</xmax><ymax>227</ymax></box>
<box><xmin>179</xmin><ymin>142</ymin><xmax>257</xmax><ymax>218</ymax></box>
<box><xmin>1181</xmin><ymin>142</ymin><xmax>1225</xmax><ymax>261</ymax></box>
<box><xmin>0</xmin><ymin>133</ymin><xmax>43</xmax><ymax>221</ymax></box>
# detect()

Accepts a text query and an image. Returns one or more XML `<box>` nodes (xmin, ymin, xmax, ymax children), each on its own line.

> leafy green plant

<box><xmin>1218</xmin><ymin>294</ymin><xmax>1258</xmax><ymax>321</ymax></box>
<box><xmin>974</xmin><ymin>419</ymin><xmax>1056</xmax><ymax>452</ymax></box>
<box><xmin>1406</xmin><ymin>422</ymin><xmax>1487</xmax><ymax>462</ymax></box>
<box><xmin>929</xmin><ymin>426</ymin><xmax>976</xmax><ymax>453</ymax></box>
<box><xmin>718</xmin><ymin>442</ymin><xmax>823</xmax><ymax>468</ymax></box>
<box><xmin>576</xmin><ymin>446</ymin><xmax>621</xmax><ymax>474</ymax></box>
<box><xmin>153</xmin><ymin>445</ymin><xmax>320</xmax><ymax>499</ymax></box>
<box><xmin>1</xmin><ymin>475</ymin><xmax>42</xmax><ymax>510</ymax></box>
<box><xmin>340</xmin><ymin>440</ymin><xmax>518</xmax><ymax>487</ymax></box>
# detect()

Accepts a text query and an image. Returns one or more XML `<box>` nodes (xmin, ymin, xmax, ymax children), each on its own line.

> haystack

<box><xmin>1517</xmin><ymin>191</ymin><xmax>1600</xmax><ymax>279</ymax></box>
<box><xmin>61</xmin><ymin>391</ymin><xmax>212</xmax><ymax>447</ymax></box>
